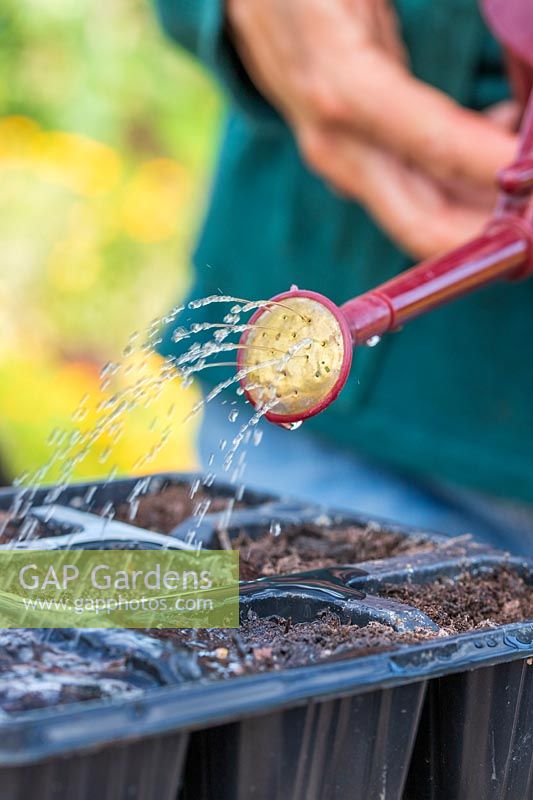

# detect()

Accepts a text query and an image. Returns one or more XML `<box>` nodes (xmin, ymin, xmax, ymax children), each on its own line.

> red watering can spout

<box><xmin>237</xmin><ymin>0</ymin><xmax>533</xmax><ymax>426</ymax></box>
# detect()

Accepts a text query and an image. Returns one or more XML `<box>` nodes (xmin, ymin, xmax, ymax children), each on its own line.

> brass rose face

<box><xmin>240</xmin><ymin>296</ymin><xmax>346</xmax><ymax>418</ymax></box>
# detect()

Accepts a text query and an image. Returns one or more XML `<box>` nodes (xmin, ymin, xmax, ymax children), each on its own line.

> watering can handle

<box><xmin>497</xmin><ymin>96</ymin><xmax>533</xmax><ymax>212</ymax></box>
<box><xmin>338</xmin><ymin>2</ymin><xmax>533</xmax><ymax>346</ymax></box>
<box><xmin>482</xmin><ymin>0</ymin><xmax>533</xmax><ymax>104</ymax></box>
<box><xmin>481</xmin><ymin>0</ymin><xmax>533</xmax><ymax>219</ymax></box>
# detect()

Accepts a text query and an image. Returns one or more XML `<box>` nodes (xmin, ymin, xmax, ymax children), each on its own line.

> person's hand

<box><xmin>227</xmin><ymin>0</ymin><xmax>519</xmax><ymax>259</ymax></box>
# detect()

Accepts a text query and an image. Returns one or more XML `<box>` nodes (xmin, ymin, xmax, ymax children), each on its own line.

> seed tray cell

<box><xmin>0</xmin><ymin>473</ymin><xmax>531</xmax><ymax>800</ymax></box>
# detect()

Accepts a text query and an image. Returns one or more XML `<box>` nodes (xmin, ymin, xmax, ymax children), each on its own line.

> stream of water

<box><xmin>1</xmin><ymin>294</ymin><xmax>312</xmax><ymax>550</ymax></box>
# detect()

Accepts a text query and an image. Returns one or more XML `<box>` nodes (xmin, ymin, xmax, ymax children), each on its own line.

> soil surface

<box><xmin>3</xmin><ymin>568</ymin><xmax>532</xmax><ymax>710</ymax></box>
<box><xmin>0</xmin><ymin>630</ymin><xmax>149</xmax><ymax>714</ymax></box>
<box><xmin>236</xmin><ymin>524</ymin><xmax>434</xmax><ymax>580</ymax></box>
<box><xmin>149</xmin><ymin>567</ymin><xmax>533</xmax><ymax>678</ymax></box>
<box><xmin>149</xmin><ymin>611</ymin><xmax>431</xmax><ymax>678</ymax></box>
<box><xmin>111</xmin><ymin>484</ymin><xmax>478</xmax><ymax>581</ymax></box>
<box><xmin>113</xmin><ymin>484</ymin><xmax>243</xmax><ymax>533</ymax></box>
<box><xmin>382</xmin><ymin>567</ymin><xmax>533</xmax><ymax>633</ymax></box>
<box><xmin>0</xmin><ymin>511</ymin><xmax>51</xmax><ymax>544</ymax></box>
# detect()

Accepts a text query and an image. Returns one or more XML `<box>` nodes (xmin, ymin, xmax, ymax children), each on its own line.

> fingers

<box><xmin>436</xmin><ymin>174</ymin><xmax>498</xmax><ymax>212</ymax></box>
<box><xmin>298</xmin><ymin>126</ymin><xmax>489</xmax><ymax>258</ymax></box>
<box><xmin>359</xmin><ymin>150</ymin><xmax>490</xmax><ymax>257</ymax></box>
<box><xmin>485</xmin><ymin>100</ymin><xmax>521</xmax><ymax>131</ymax></box>
<box><xmin>368</xmin><ymin>0</ymin><xmax>409</xmax><ymax>66</ymax></box>
<box><xmin>334</xmin><ymin>50</ymin><xmax>518</xmax><ymax>187</ymax></box>
<box><xmin>230</xmin><ymin>0</ymin><xmax>516</xmax><ymax>192</ymax></box>
<box><xmin>228</xmin><ymin>0</ymin><xmax>514</xmax><ymax>247</ymax></box>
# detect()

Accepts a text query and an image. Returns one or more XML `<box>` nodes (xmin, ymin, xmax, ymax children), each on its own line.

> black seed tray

<box><xmin>0</xmin><ymin>473</ymin><xmax>531</xmax><ymax>800</ymax></box>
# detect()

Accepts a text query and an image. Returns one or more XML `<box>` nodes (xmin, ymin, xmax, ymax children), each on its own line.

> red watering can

<box><xmin>237</xmin><ymin>0</ymin><xmax>533</xmax><ymax>427</ymax></box>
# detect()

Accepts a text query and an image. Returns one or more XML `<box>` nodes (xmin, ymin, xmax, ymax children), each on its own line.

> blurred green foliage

<box><xmin>0</xmin><ymin>0</ymin><xmax>223</xmax><ymax>481</ymax></box>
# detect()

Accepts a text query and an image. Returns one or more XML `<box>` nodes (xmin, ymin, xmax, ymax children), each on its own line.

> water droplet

<box><xmin>98</xmin><ymin>447</ymin><xmax>111</xmax><ymax>464</ymax></box>
<box><xmin>101</xmin><ymin>500</ymin><xmax>114</xmax><ymax>518</ymax></box>
<box><xmin>365</xmin><ymin>335</ymin><xmax>381</xmax><ymax>347</ymax></box>
<box><xmin>253</xmin><ymin>430</ymin><xmax>263</xmax><ymax>447</ymax></box>
<box><xmin>100</xmin><ymin>361</ymin><xmax>119</xmax><ymax>380</ymax></box>
<box><xmin>12</xmin><ymin>472</ymin><xmax>29</xmax><ymax>488</ymax></box>
<box><xmin>163</xmin><ymin>305</ymin><xmax>184</xmax><ymax>324</ymax></box>
<box><xmin>47</xmin><ymin>428</ymin><xmax>61</xmax><ymax>446</ymax></box>
<box><xmin>72</xmin><ymin>407</ymin><xmax>88</xmax><ymax>423</ymax></box>
<box><xmin>172</xmin><ymin>327</ymin><xmax>189</xmax><ymax>343</ymax></box>
<box><xmin>193</xmin><ymin>497</ymin><xmax>211</xmax><ymax>523</ymax></box>
<box><xmin>288</xmin><ymin>421</ymin><xmax>303</xmax><ymax>430</ymax></box>
<box><xmin>228</xmin><ymin>410</ymin><xmax>239</xmax><ymax>423</ymax></box>
<box><xmin>128</xmin><ymin>498</ymin><xmax>140</xmax><ymax>520</ymax></box>
<box><xmin>270</xmin><ymin>521</ymin><xmax>282</xmax><ymax>537</ymax></box>
<box><xmin>84</xmin><ymin>486</ymin><xmax>97</xmax><ymax>505</ymax></box>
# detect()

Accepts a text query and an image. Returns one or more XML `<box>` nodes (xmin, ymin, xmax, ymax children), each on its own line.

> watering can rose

<box><xmin>0</xmin><ymin>550</ymin><xmax>239</xmax><ymax>628</ymax></box>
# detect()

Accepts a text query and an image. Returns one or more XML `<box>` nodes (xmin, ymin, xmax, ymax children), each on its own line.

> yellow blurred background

<box><xmin>0</xmin><ymin>0</ymin><xmax>223</xmax><ymax>484</ymax></box>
